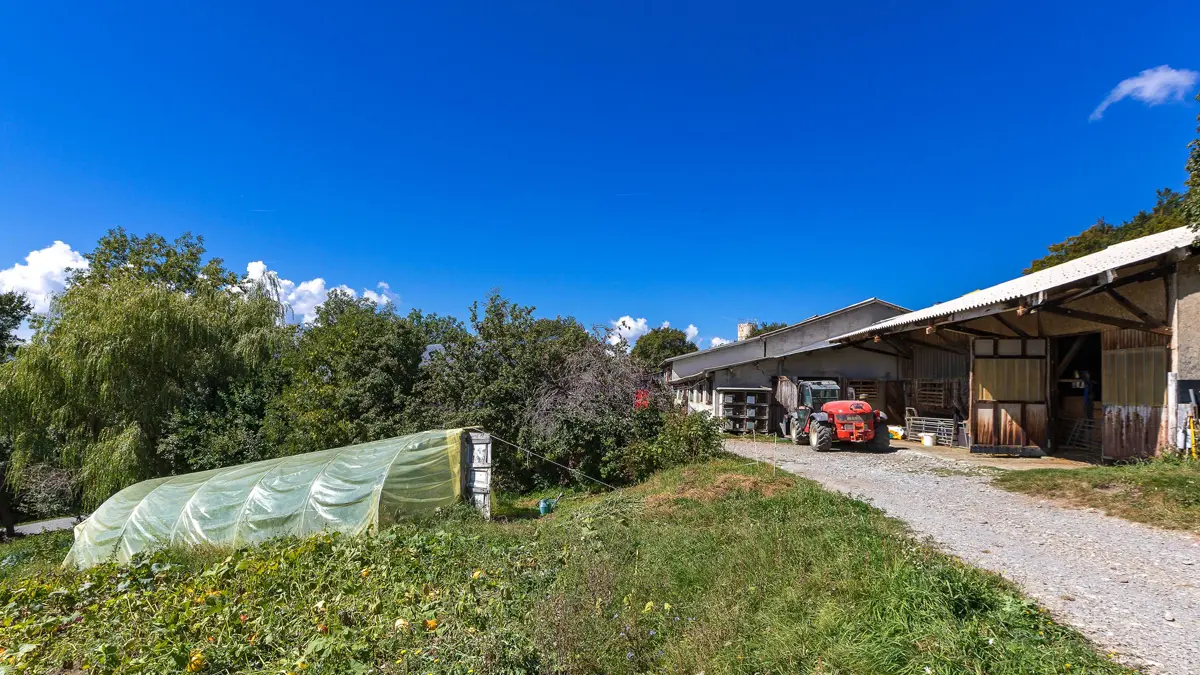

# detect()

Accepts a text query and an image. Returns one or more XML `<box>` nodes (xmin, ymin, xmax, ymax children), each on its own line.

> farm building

<box><xmin>831</xmin><ymin>225</ymin><xmax>1200</xmax><ymax>461</ymax></box>
<box><xmin>664</xmin><ymin>299</ymin><xmax>970</xmax><ymax>433</ymax></box>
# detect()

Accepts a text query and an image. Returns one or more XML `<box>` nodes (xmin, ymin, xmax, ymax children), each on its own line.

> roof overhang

<box><xmin>832</xmin><ymin>227</ymin><xmax>1196</xmax><ymax>343</ymax></box>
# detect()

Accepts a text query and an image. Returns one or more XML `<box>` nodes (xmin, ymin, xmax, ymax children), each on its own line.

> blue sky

<box><xmin>2</xmin><ymin>1</ymin><xmax>1198</xmax><ymax>347</ymax></box>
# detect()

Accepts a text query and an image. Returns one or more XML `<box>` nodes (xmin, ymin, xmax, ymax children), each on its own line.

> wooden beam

<box><xmin>1105</xmin><ymin>288</ymin><xmax>1164</xmax><ymax>328</ymax></box>
<box><xmin>1055</xmin><ymin>335</ymin><xmax>1087</xmax><ymax>379</ymax></box>
<box><xmin>895</xmin><ymin>335</ymin><xmax>968</xmax><ymax>356</ymax></box>
<box><xmin>992</xmin><ymin>313</ymin><xmax>1030</xmax><ymax>338</ymax></box>
<box><xmin>852</xmin><ymin>344</ymin><xmax>904</xmax><ymax>358</ymax></box>
<box><xmin>880</xmin><ymin>335</ymin><xmax>914</xmax><ymax>359</ymax></box>
<box><xmin>939</xmin><ymin>324</ymin><xmax>1009</xmax><ymax>338</ymax></box>
<box><xmin>1040</xmin><ymin>305</ymin><xmax>1171</xmax><ymax>335</ymax></box>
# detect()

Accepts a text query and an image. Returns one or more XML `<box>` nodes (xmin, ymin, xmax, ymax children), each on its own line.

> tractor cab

<box><xmin>791</xmin><ymin>379</ymin><xmax>841</xmax><ymax>433</ymax></box>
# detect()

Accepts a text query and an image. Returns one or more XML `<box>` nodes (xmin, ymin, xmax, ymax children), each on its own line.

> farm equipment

<box><xmin>782</xmin><ymin>379</ymin><xmax>889</xmax><ymax>451</ymax></box>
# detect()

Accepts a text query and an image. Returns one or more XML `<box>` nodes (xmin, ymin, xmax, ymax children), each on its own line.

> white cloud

<box><xmin>246</xmin><ymin>261</ymin><xmax>358</xmax><ymax>323</ymax></box>
<box><xmin>660</xmin><ymin>320</ymin><xmax>671</xmax><ymax>329</ymax></box>
<box><xmin>363</xmin><ymin>281</ymin><xmax>400</xmax><ymax>306</ymax></box>
<box><xmin>1090</xmin><ymin>65</ymin><xmax>1199</xmax><ymax>121</ymax></box>
<box><xmin>684</xmin><ymin>324</ymin><xmax>699</xmax><ymax>342</ymax></box>
<box><xmin>608</xmin><ymin>315</ymin><xmax>650</xmax><ymax>348</ymax></box>
<box><xmin>710</xmin><ymin>337</ymin><xmax>732</xmax><ymax>348</ymax></box>
<box><xmin>0</xmin><ymin>241</ymin><xmax>89</xmax><ymax>314</ymax></box>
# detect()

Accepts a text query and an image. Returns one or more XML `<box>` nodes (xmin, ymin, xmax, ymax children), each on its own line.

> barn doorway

<box><xmin>1052</xmin><ymin>333</ymin><xmax>1103</xmax><ymax>460</ymax></box>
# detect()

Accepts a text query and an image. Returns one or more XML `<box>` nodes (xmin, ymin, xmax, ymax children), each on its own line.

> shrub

<box><xmin>601</xmin><ymin>411</ymin><xmax>722</xmax><ymax>483</ymax></box>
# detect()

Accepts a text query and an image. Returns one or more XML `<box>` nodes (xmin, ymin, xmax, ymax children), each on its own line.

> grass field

<box><xmin>993</xmin><ymin>455</ymin><xmax>1200</xmax><ymax>531</ymax></box>
<box><xmin>0</xmin><ymin>459</ymin><xmax>1129</xmax><ymax>674</ymax></box>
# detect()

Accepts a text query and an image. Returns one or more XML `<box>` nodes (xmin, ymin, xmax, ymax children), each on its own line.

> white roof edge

<box><xmin>832</xmin><ymin>226</ymin><xmax>1198</xmax><ymax>342</ymax></box>
<box><xmin>661</xmin><ymin>297</ymin><xmax>908</xmax><ymax>366</ymax></box>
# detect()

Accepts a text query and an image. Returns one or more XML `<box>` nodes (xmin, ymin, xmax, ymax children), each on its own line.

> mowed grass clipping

<box><xmin>994</xmin><ymin>455</ymin><xmax>1200</xmax><ymax>531</ymax></box>
<box><xmin>0</xmin><ymin>459</ymin><xmax>1129</xmax><ymax>674</ymax></box>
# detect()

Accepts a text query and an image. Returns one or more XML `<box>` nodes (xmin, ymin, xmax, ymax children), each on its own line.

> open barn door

<box><xmin>970</xmin><ymin>338</ymin><xmax>1048</xmax><ymax>456</ymax></box>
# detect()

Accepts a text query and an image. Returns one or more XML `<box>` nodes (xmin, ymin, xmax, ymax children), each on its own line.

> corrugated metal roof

<box><xmin>661</xmin><ymin>297</ymin><xmax>906</xmax><ymax>365</ymax></box>
<box><xmin>835</xmin><ymin>226</ymin><xmax>1197</xmax><ymax>341</ymax></box>
<box><xmin>665</xmin><ymin>338</ymin><xmax>841</xmax><ymax>385</ymax></box>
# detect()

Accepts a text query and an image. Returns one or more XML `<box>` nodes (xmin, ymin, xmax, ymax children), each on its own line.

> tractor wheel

<box><xmin>809</xmin><ymin>424</ymin><xmax>833</xmax><ymax>452</ymax></box>
<box><xmin>790</xmin><ymin>422</ymin><xmax>808</xmax><ymax>445</ymax></box>
<box><xmin>868</xmin><ymin>422</ymin><xmax>890</xmax><ymax>451</ymax></box>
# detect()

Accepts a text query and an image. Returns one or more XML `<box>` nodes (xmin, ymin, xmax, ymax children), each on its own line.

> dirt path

<box><xmin>725</xmin><ymin>439</ymin><xmax>1200</xmax><ymax>674</ymax></box>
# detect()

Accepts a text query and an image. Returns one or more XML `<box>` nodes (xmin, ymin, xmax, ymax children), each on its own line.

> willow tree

<box><xmin>0</xmin><ymin>230</ymin><xmax>285</xmax><ymax>508</ymax></box>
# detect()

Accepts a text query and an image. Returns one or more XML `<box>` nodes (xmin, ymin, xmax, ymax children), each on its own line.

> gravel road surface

<box><xmin>15</xmin><ymin>516</ymin><xmax>76</xmax><ymax>536</ymax></box>
<box><xmin>725</xmin><ymin>438</ymin><xmax>1200</xmax><ymax>674</ymax></box>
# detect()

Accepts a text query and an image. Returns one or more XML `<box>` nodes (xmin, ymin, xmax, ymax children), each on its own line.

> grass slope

<box><xmin>994</xmin><ymin>456</ymin><xmax>1200</xmax><ymax>532</ymax></box>
<box><xmin>0</xmin><ymin>459</ymin><xmax>1128</xmax><ymax>674</ymax></box>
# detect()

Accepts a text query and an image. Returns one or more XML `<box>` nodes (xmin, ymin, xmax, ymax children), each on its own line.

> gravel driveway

<box><xmin>725</xmin><ymin>438</ymin><xmax>1200</xmax><ymax>674</ymax></box>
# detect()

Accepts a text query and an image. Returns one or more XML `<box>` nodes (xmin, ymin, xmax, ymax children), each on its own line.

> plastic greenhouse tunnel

<box><xmin>64</xmin><ymin>428</ymin><xmax>493</xmax><ymax>568</ymax></box>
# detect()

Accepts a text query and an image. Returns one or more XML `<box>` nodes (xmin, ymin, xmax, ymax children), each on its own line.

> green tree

<box><xmin>0</xmin><ymin>292</ymin><xmax>32</xmax><ymax>360</ymax></box>
<box><xmin>0</xmin><ymin>231</ymin><xmax>283</xmax><ymax>507</ymax></box>
<box><xmin>408</xmin><ymin>293</ymin><xmax>593</xmax><ymax>489</ymax></box>
<box><xmin>631</xmin><ymin>326</ymin><xmax>698</xmax><ymax>366</ymax></box>
<box><xmin>748</xmin><ymin>321</ymin><xmax>788</xmax><ymax>337</ymax></box>
<box><xmin>1186</xmin><ymin>91</ymin><xmax>1200</xmax><ymax>229</ymax></box>
<box><xmin>0</xmin><ymin>292</ymin><xmax>32</xmax><ymax>536</ymax></box>
<box><xmin>264</xmin><ymin>290</ymin><xmax>428</xmax><ymax>455</ymax></box>
<box><xmin>1025</xmin><ymin>188</ymin><xmax>1188</xmax><ymax>273</ymax></box>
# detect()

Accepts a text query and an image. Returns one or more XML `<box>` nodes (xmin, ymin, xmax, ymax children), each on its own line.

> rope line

<box><xmin>486</xmin><ymin>431</ymin><xmax>620</xmax><ymax>491</ymax></box>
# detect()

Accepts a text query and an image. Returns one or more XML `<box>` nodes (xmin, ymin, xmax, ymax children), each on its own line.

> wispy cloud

<box><xmin>710</xmin><ymin>337</ymin><xmax>732</xmax><ymax>348</ymax></box>
<box><xmin>363</xmin><ymin>281</ymin><xmax>400</xmax><ymax>306</ymax></box>
<box><xmin>1090</xmin><ymin>65</ymin><xmax>1199</xmax><ymax>121</ymax></box>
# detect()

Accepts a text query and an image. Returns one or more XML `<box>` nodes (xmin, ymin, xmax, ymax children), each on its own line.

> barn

<box><xmin>664</xmin><ymin>299</ymin><xmax>970</xmax><ymax>434</ymax></box>
<box><xmin>831</xmin><ymin>226</ymin><xmax>1200</xmax><ymax>460</ymax></box>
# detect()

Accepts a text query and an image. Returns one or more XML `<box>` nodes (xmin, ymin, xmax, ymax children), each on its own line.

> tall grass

<box><xmin>0</xmin><ymin>460</ymin><xmax>1128</xmax><ymax>674</ymax></box>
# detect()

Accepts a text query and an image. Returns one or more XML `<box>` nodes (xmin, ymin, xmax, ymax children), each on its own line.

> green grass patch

<box><xmin>993</xmin><ymin>455</ymin><xmax>1200</xmax><ymax>531</ymax></box>
<box><xmin>0</xmin><ymin>459</ymin><xmax>1129</xmax><ymax>674</ymax></box>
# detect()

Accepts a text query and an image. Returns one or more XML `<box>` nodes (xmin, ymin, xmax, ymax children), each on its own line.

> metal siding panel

<box><xmin>912</xmin><ymin>346</ymin><xmax>968</xmax><ymax>379</ymax></box>
<box><xmin>998</xmin><ymin>403</ymin><xmax>1023</xmax><ymax>446</ymax></box>
<box><xmin>1101</xmin><ymin>328</ymin><xmax>1171</xmax><ymax>350</ymax></box>
<box><xmin>1024</xmin><ymin>404</ymin><xmax>1048</xmax><ymax>448</ymax></box>
<box><xmin>1102</xmin><ymin>405</ymin><xmax>1163</xmax><ymax>460</ymax></box>
<box><xmin>975</xmin><ymin>359</ymin><xmax>1045</xmax><ymax>402</ymax></box>
<box><xmin>973</xmin><ymin>402</ymin><xmax>995</xmax><ymax>445</ymax></box>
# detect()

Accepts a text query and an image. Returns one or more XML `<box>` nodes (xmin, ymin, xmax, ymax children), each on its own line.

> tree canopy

<box><xmin>1024</xmin><ymin>188</ymin><xmax>1189</xmax><ymax>274</ymax></box>
<box><xmin>631</xmin><ymin>327</ymin><xmax>698</xmax><ymax>366</ymax></box>
<box><xmin>1186</xmin><ymin>92</ymin><xmax>1200</xmax><ymax>228</ymax></box>
<box><xmin>0</xmin><ymin>232</ymin><xmax>283</xmax><ymax>507</ymax></box>
<box><xmin>0</xmin><ymin>231</ymin><xmax>693</xmax><ymax>512</ymax></box>
<box><xmin>748</xmin><ymin>321</ymin><xmax>788</xmax><ymax>337</ymax></box>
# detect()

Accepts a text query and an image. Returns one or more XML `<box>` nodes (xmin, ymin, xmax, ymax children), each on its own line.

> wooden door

<box><xmin>970</xmin><ymin>338</ymin><xmax>1048</xmax><ymax>454</ymax></box>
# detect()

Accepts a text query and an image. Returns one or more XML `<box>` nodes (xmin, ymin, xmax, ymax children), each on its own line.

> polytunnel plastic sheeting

<box><xmin>64</xmin><ymin>429</ymin><xmax>466</xmax><ymax>569</ymax></box>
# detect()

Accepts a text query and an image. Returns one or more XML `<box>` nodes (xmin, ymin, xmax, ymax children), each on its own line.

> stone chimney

<box><xmin>737</xmin><ymin>322</ymin><xmax>754</xmax><ymax>341</ymax></box>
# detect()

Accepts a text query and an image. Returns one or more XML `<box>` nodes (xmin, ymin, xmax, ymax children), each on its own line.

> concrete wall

<box><xmin>1176</xmin><ymin>260</ymin><xmax>1200</xmax><ymax>380</ymax></box>
<box><xmin>667</xmin><ymin>300</ymin><xmax>906</xmax><ymax>381</ymax></box>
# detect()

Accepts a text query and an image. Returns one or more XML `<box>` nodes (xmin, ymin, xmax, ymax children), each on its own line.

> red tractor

<box><xmin>782</xmin><ymin>379</ymin><xmax>889</xmax><ymax>451</ymax></box>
